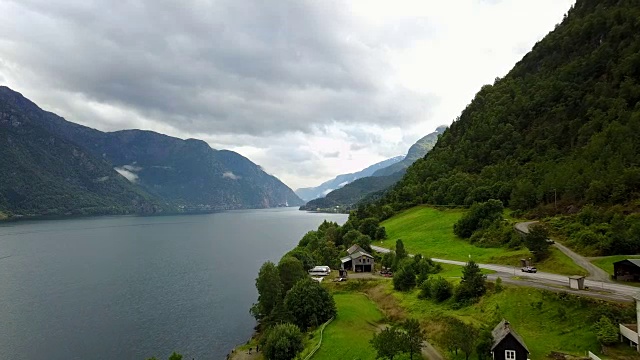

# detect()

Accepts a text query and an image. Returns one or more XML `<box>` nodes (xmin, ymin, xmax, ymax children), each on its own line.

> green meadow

<box><xmin>312</xmin><ymin>293</ymin><xmax>384</xmax><ymax>360</ymax></box>
<box><xmin>377</xmin><ymin>206</ymin><xmax>586</xmax><ymax>276</ymax></box>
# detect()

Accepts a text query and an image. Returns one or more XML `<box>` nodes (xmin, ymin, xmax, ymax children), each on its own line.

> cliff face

<box><xmin>0</xmin><ymin>86</ymin><xmax>303</xmax><ymax>217</ymax></box>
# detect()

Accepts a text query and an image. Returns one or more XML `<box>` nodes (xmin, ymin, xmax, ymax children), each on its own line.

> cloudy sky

<box><xmin>0</xmin><ymin>0</ymin><xmax>574</xmax><ymax>190</ymax></box>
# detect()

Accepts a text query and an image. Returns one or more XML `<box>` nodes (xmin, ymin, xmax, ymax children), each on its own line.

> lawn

<box><xmin>383</xmin><ymin>281</ymin><xmax>632</xmax><ymax>360</ymax></box>
<box><xmin>377</xmin><ymin>206</ymin><xmax>586</xmax><ymax>276</ymax></box>
<box><xmin>312</xmin><ymin>293</ymin><xmax>384</xmax><ymax>360</ymax></box>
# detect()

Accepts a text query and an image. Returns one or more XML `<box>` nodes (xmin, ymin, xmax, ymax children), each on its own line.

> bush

<box><xmin>263</xmin><ymin>323</ymin><xmax>304</xmax><ymax>360</ymax></box>
<box><xmin>393</xmin><ymin>263</ymin><xmax>417</xmax><ymax>291</ymax></box>
<box><xmin>431</xmin><ymin>277</ymin><xmax>453</xmax><ymax>302</ymax></box>
<box><xmin>453</xmin><ymin>200</ymin><xmax>504</xmax><ymax>238</ymax></box>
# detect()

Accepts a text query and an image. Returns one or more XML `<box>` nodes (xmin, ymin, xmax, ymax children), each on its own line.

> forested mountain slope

<box><xmin>380</xmin><ymin>0</ymin><xmax>640</xmax><ymax>213</ymax></box>
<box><xmin>0</xmin><ymin>89</ymin><xmax>163</xmax><ymax>217</ymax></box>
<box><xmin>300</xmin><ymin>171</ymin><xmax>404</xmax><ymax>211</ymax></box>
<box><xmin>372</xmin><ymin>126</ymin><xmax>446</xmax><ymax>177</ymax></box>
<box><xmin>0</xmin><ymin>86</ymin><xmax>302</xmax><ymax>217</ymax></box>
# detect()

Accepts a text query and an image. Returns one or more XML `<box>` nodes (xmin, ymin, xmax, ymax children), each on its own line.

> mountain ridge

<box><xmin>0</xmin><ymin>86</ymin><xmax>303</xmax><ymax>218</ymax></box>
<box><xmin>295</xmin><ymin>155</ymin><xmax>403</xmax><ymax>201</ymax></box>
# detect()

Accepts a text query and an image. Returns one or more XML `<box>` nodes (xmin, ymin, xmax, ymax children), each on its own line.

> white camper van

<box><xmin>308</xmin><ymin>266</ymin><xmax>331</xmax><ymax>276</ymax></box>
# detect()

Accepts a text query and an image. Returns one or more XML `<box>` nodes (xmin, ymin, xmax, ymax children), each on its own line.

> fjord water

<box><xmin>0</xmin><ymin>208</ymin><xmax>347</xmax><ymax>360</ymax></box>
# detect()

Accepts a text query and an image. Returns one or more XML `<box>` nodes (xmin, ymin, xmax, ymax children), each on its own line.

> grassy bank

<box><xmin>370</xmin><ymin>281</ymin><xmax>633</xmax><ymax>360</ymax></box>
<box><xmin>312</xmin><ymin>293</ymin><xmax>384</xmax><ymax>360</ymax></box>
<box><xmin>378</xmin><ymin>206</ymin><xmax>586</xmax><ymax>275</ymax></box>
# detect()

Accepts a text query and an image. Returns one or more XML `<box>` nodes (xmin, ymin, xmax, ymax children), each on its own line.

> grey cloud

<box><xmin>0</xmin><ymin>0</ymin><xmax>434</xmax><ymax>137</ymax></box>
<box><xmin>323</xmin><ymin>151</ymin><xmax>340</xmax><ymax>158</ymax></box>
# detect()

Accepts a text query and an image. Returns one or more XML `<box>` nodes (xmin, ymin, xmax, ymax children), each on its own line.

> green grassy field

<box><xmin>378</xmin><ymin>206</ymin><xmax>586</xmax><ymax>276</ymax></box>
<box><xmin>385</xmin><ymin>281</ymin><xmax>628</xmax><ymax>360</ymax></box>
<box><xmin>312</xmin><ymin>293</ymin><xmax>384</xmax><ymax>360</ymax></box>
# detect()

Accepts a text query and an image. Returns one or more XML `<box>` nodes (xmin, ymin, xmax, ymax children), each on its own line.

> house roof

<box><xmin>351</xmin><ymin>251</ymin><xmax>374</xmax><ymax>259</ymax></box>
<box><xmin>614</xmin><ymin>259</ymin><xmax>640</xmax><ymax>268</ymax></box>
<box><xmin>340</xmin><ymin>249</ymin><xmax>373</xmax><ymax>263</ymax></box>
<box><xmin>568</xmin><ymin>275</ymin><xmax>585</xmax><ymax>280</ymax></box>
<box><xmin>347</xmin><ymin>244</ymin><xmax>364</xmax><ymax>255</ymax></box>
<box><xmin>491</xmin><ymin>319</ymin><xmax>529</xmax><ymax>353</ymax></box>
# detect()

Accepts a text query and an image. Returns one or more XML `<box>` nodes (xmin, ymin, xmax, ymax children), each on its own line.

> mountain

<box><xmin>373</xmin><ymin>0</ymin><xmax>640</xmax><ymax>213</ymax></box>
<box><xmin>299</xmin><ymin>171</ymin><xmax>404</xmax><ymax>212</ymax></box>
<box><xmin>371</xmin><ymin>126</ymin><xmax>446</xmax><ymax>177</ymax></box>
<box><xmin>0</xmin><ymin>86</ymin><xmax>303</xmax><ymax>218</ymax></box>
<box><xmin>295</xmin><ymin>156</ymin><xmax>403</xmax><ymax>201</ymax></box>
<box><xmin>298</xmin><ymin>126</ymin><xmax>446</xmax><ymax>212</ymax></box>
<box><xmin>0</xmin><ymin>89</ymin><xmax>163</xmax><ymax>217</ymax></box>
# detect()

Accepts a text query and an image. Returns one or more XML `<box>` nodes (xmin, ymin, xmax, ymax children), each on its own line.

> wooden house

<box><xmin>340</xmin><ymin>245</ymin><xmax>374</xmax><ymax>272</ymax></box>
<box><xmin>491</xmin><ymin>320</ymin><xmax>529</xmax><ymax>360</ymax></box>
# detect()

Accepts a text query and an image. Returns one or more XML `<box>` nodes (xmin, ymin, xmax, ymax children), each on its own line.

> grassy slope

<box><xmin>386</xmin><ymin>281</ymin><xmax>623</xmax><ymax>360</ymax></box>
<box><xmin>312</xmin><ymin>293</ymin><xmax>383</xmax><ymax>360</ymax></box>
<box><xmin>378</xmin><ymin>206</ymin><xmax>586</xmax><ymax>276</ymax></box>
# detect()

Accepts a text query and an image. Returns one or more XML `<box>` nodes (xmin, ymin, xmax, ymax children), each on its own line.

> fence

<box><xmin>302</xmin><ymin>317</ymin><xmax>335</xmax><ymax>360</ymax></box>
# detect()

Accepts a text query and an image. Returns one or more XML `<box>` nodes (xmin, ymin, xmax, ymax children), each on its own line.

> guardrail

<box><xmin>302</xmin><ymin>317</ymin><xmax>335</xmax><ymax>360</ymax></box>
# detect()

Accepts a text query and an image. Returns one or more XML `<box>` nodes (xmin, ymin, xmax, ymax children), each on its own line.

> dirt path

<box><xmin>422</xmin><ymin>340</ymin><xmax>444</xmax><ymax>360</ymax></box>
<box><xmin>514</xmin><ymin>221</ymin><xmax>611</xmax><ymax>282</ymax></box>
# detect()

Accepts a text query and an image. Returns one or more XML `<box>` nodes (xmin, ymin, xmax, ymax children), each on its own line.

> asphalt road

<box><xmin>514</xmin><ymin>221</ymin><xmax>612</xmax><ymax>282</ymax></box>
<box><xmin>370</xmin><ymin>245</ymin><xmax>640</xmax><ymax>301</ymax></box>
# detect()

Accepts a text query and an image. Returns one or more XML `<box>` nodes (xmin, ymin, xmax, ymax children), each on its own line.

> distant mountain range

<box><xmin>0</xmin><ymin>86</ymin><xmax>302</xmax><ymax>218</ymax></box>
<box><xmin>295</xmin><ymin>156</ymin><xmax>403</xmax><ymax>201</ymax></box>
<box><xmin>300</xmin><ymin>126</ymin><xmax>446</xmax><ymax>211</ymax></box>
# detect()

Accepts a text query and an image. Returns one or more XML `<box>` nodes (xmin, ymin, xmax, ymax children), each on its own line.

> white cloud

<box><xmin>222</xmin><ymin>171</ymin><xmax>241</xmax><ymax>180</ymax></box>
<box><xmin>0</xmin><ymin>0</ymin><xmax>575</xmax><ymax>189</ymax></box>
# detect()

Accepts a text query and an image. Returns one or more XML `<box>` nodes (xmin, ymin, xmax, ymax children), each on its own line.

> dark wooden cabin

<box><xmin>491</xmin><ymin>320</ymin><xmax>529</xmax><ymax>360</ymax></box>
<box><xmin>613</xmin><ymin>259</ymin><xmax>640</xmax><ymax>281</ymax></box>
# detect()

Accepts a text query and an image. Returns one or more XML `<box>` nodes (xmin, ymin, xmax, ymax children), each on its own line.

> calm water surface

<box><xmin>0</xmin><ymin>208</ymin><xmax>347</xmax><ymax>360</ymax></box>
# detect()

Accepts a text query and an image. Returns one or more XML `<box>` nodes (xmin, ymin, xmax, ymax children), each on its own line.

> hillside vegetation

<box><xmin>366</xmin><ymin>0</ymin><xmax>640</xmax><ymax>255</ymax></box>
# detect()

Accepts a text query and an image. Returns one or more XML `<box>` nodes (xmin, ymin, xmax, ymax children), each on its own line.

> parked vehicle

<box><xmin>308</xmin><ymin>266</ymin><xmax>331</xmax><ymax>276</ymax></box>
<box><xmin>521</xmin><ymin>266</ymin><xmax>538</xmax><ymax>273</ymax></box>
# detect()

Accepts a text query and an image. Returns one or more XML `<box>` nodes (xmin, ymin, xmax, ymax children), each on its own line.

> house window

<box><xmin>505</xmin><ymin>350</ymin><xmax>516</xmax><ymax>360</ymax></box>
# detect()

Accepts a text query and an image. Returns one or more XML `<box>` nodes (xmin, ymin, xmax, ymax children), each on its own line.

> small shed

<box><xmin>491</xmin><ymin>319</ymin><xmax>529</xmax><ymax>360</ymax></box>
<box><xmin>568</xmin><ymin>275</ymin><xmax>585</xmax><ymax>290</ymax></box>
<box><xmin>613</xmin><ymin>259</ymin><xmax>640</xmax><ymax>282</ymax></box>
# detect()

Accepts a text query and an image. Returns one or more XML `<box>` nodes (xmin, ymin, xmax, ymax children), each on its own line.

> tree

<box><xmin>401</xmin><ymin>319</ymin><xmax>425</xmax><ymax>360</ymax></box>
<box><xmin>263</xmin><ymin>323</ymin><xmax>304</xmax><ymax>360</ymax></box>
<box><xmin>455</xmin><ymin>260</ymin><xmax>486</xmax><ymax>303</ymax></box>
<box><xmin>382</xmin><ymin>251</ymin><xmax>396</xmax><ymax>269</ymax></box>
<box><xmin>442</xmin><ymin>318</ymin><xmax>477</xmax><ymax>360</ymax></box>
<box><xmin>284</xmin><ymin>278</ymin><xmax>336</xmax><ymax>331</ymax></box>
<box><xmin>454</xmin><ymin>200</ymin><xmax>504</xmax><ymax>238</ymax></box>
<box><xmin>475</xmin><ymin>329</ymin><xmax>493</xmax><ymax>360</ymax></box>
<box><xmin>342</xmin><ymin>229</ymin><xmax>363</xmax><ymax>248</ymax></box>
<box><xmin>277</xmin><ymin>256</ymin><xmax>307</xmax><ymax>295</ymax></box>
<box><xmin>359</xmin><ymin>217</ymin><xmax>380</xmax><ymax>239</ymax></box>
<box><xmin>393</xmin><ymin>261</ymin><xmax>416</xmax><ymax>291</ymax></box>
<box><xmin>355</xmin><ymin>233</ymin><xmax>373</xmax><ymax>252</ymax></box>
<box><xmin>250</xmin><ymin>261</ymin><xmax>283</xmax><ymax>322</ymax></box>
<box><xmin>375</xmin><ymin>226</ymin><xmax>388</xmax><ymax>240</ymax></box>
<box><xmin>370</xmin><ymin>327</ymin><xmax>405</xmax><ymax>360</ymax></box>
<box><xmin>168</xmin><ymin>353</ymin><xmax>182</xmax><ymax>360</ymax></box>
<box><xmin>286</xmin><ymin>247</ymin><xmax>315</xmax><ymax>271</ymax></box>
<box><xmin>524</xmin><ymin>224</ymin><xmax>550</xmax><ymax>261</ymax></box>
<box><xmin>595</xmin><ymin>316</ymin><xmax>619</xmax><ymax>352</ymax></box>
<box><xmin>392</xmin><ymin>239</ymin><xmax>407</xmax><ymax>271</ymax></box>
